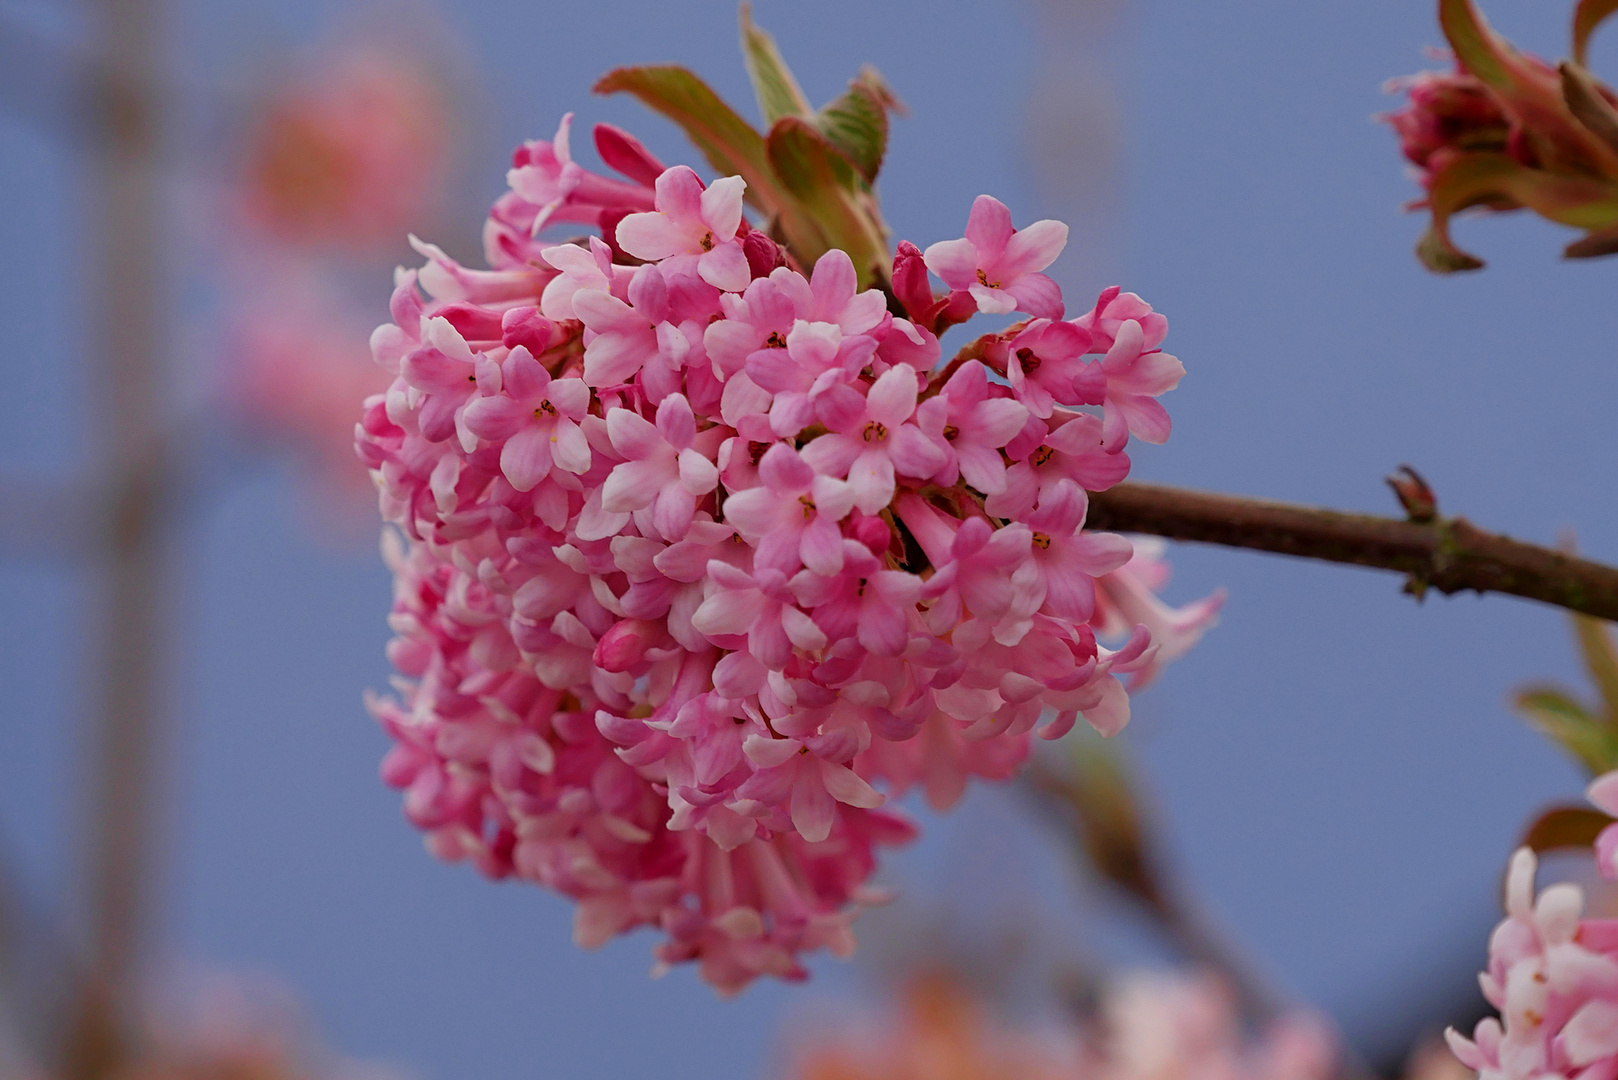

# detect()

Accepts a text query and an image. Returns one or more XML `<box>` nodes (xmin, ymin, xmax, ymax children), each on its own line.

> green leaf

<box><xmin>1574</xmin><ymin>0</ymin><xmax>1618</xmax><ymax>65</ymax></box>
<box><xmin>593</xmin><ymin>65</ymin><xmax>790</xmax><ymax>217</ymax></box>
<box><xmin>1520</xmin><ymin>804</ymin><xmax>1616</xmax><ymax>854</ymax></box>
<box><xmin>765</xmin><ymin>116</ymin><xmax>889</xmax><ymax>284</ymax></box>
<box><xmin>738</xmin><ymin>3</ymin><xmax>812</xmax><ymax>126</ymax></box>
<box><xmin>814</xmin><ymin>68</ymin><xmax>898</xmax><ymax>185</ymax></box>
<box><xmin>1514</xmin><ymin>683</ymin><xmax>1618</xmax><ymax>773</ymax></box>
<box><xmin>1415</xmin><ymin>152</ymin><xmax>1618</xmax><ymax>271</ymax></box>
<box><xmin>1573</xmin><ymin>614</ymin><xmax>1618</xmax><ymax>725</ymax></box>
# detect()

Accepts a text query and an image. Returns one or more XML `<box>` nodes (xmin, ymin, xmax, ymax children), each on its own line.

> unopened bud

<box><xmin>1386</xmin><ymin>464</ymin><xmax>1438</xmax><ymax>523</ymax></box>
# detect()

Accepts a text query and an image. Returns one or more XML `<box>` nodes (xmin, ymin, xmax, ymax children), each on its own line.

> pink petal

<box><xmin>655</xmin><ymin>394</ymin><xmax>697</xmax><ymax>448</ymax></box>
<box><xmin>461</xmin><ymin>396</ymin><xmax>528</xmax><ymax>440</ymax></box>
<box><xmin>1000</xmin><ymin>218</ymin><xmax>1068</xmax><ymax>275</ymax></box>
<box><xmin>810</xmin><ymin>249</ymin><xmax>856</xmax><ymax>313</ymax></box>
<box><xmin>699</xmin><ymin>174</ymin><xmax>746</xmax><ymax>238</ymax></box>
<box><xmin>790</xmin><ymin>770</ymin><xmax>836</xmax><ymax>843</ymax></box>
<box><xmin>677</xmin><ymin>447</ymin><xmax>719</xmax><ymax>494</ymax></box>
<box><xmin>964</xmin><ymin>194</ymin><xmax>1014</xmax><ymax>257</ymax></box>
<box><xmin>888</xmin><ymin>424</ymin><xmax>948</xmax><ymax>479</ymax></box>
<box><xmin>821</xmin><ymin>760</ymin><xmax>883</xmax><ymax>808</ymax></box>
<box><xmin>1117</xmin><ymin>395</ymin><xmax>1173</xmax><ymax>444</ymax></box>
<box><xmin>921</xmin><ymin>237</ymin><xmax>980</xmax><ymax>290</ymax></box>
<box><xmin>865</xmin><ymin>365</ymin><xmax>919</xmax><ymax>426</ymax></box>
<box><xmin>968</xmin><ymin>283</ymin><xmax>1019</xmax><ymax>315</ymax></box>
<box><xmin>1005</xmin><ymin>273</ymin><xmax>1064</xmax><ymax>319</ymax></box>
<box><xmin>550</xmin><ymin>418</ymin><xmax>592</xmax><ymax>474</ymax></box>
<box><xmin>755</xmin><ymin>442</ymin><xmax>812</xmax><ymax>491</ymax></box>
<box><xmin>602</xmin><ymin>459</ymin><xmax>670</xmax><ymax>512</ymax></box>
<box><xmin>614</xmin><ymin>211</ymin><xmax>692</xmax><ymax>261</ymax></box>
<box><xmin>501</xmin><ymin>427</ymin><xmax>554</xmax><ymax>491</ymax></box>
<box><xmin>652</xmin><ymin>486</ymin><xmax>697</xmax><ymax>539</ymax></box>
<box><xmin>846</xmin><ymin>451</ymin><xmax>896</xmax><ymax>515</ymax></box>
<box><xmin>1590</xmin><ymin>771</ymin><xmax>1618</xmax><ymax>816</ymax></box>
<box><xmin>606</xmin><ymin>407</ymin><xmax>665</xmax><ymax>459</ymax></box>
<box><xmin>653</xmin><ymin>164</ymin><xmax>705</xmax><ymax>221</ymax></box>
<box><xmin>799</xmin><ymin>516</ymin><xmax>845</xmax><ymax>576</ymax></box>
<box><xmin>698</xmin><ymin>242</ymin><xmax>751</xmax><ymax>293</ymax></box>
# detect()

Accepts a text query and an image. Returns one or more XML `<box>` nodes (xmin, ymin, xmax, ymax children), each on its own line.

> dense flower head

<box><xmin>1448</xmin><ymin>815</ymin><xmax>1618</xmax><ymax>1080</ymax></box>
<box><xmin>355</xmin><ymin>114</ymin><xmax>1208</xmax><ymax>991</ymax></box>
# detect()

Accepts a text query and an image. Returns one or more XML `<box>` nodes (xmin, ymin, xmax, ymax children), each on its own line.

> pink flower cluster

<box><xmin>355</xmin><ymin>116</ymin><xmax>1212</xmax><ymax>991</ymax></box>
<box><xmin>1448</xmin><ymin>773</ymin><xmax>1618</xmax><ymax>1080</ymax></box>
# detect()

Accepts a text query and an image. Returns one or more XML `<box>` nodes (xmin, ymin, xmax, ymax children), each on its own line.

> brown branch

<box><xmin>1085</xmin><ymin>481</ymin><xmax>1618</xmax><ymax>621</ymax></box>
<box><xmin>62</xmin><ymin>2</ymin><xmax>168</xmax><ymax>1078</ymax></box>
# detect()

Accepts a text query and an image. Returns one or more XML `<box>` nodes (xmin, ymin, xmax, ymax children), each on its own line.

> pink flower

<box><xmin>987</xmin><ymin>411</ymin><xmax>1131</xmax><ymax>521</ymax></box>
<box><xmin>691</xmin><ymin>562</ymin><xmax>827</xmax><ymax>669</ymax></box>
<box><xmin>923</xmin><ymin>194</ymin><xmax>1068</xmax><ymax>318</ymax></box>
<box><xmin>504</xmin><ymin>114</ymin><xmax>658</xmax><ymax>235</ymax></box>
<box><xmin>1094</xmin><ymin>538</ymin><xmax>1225</xmax><ymax>690</ymax></box>
<box><xmin>1098</xmin><ymin>318</ymin><xmax>1185</xmax><ymax>450</ymax></box>
<box><xmin>723</xmin><ymin>443</ymin><xmax>857</xmax><ymax>575</ymax></box>
<box><xmin>1004</xmin><ymin>318</ymin><xmax>1093</xmax><ymax>418</ymax></box>
<box><xmin>734</xmin><ymin>733</ymin><xmax>884</xmax><ymax>844</ymax></box>
<box><xmin>791</xmin><ymin>541</ymin><xmax>922</xmax><ymax>656</ymax></box>
<box><xmin>574</xmin><ymin>264</ymin><xmax>668</xmax><ymax>388</ymax></box>
<box><xmin>615</xmin><ymin>166</ymin><xmax>750</xmax><ymax>292</ymax></box>
<box><xmin>747</xmin><ymin>319</ymin><xmax>878</xmax><ymax>437</ymax></box>
<box><xmin>539</xmin><ymin>237</ymin><xmax>622</xmax><ymax>321</ymax></box>
<box><xmin>1023</xmin><ymin>481</ymin><xmax>1134</xmax><ymax>622</ymax></box>
<box><xmin>1587</xmin><ymin>771</ymin><xmax>1618</xmax><ymax>879</ymax></box>
<box><xmin>801</xmin><ymin>366</ymin><xmax>947</xmax><ymax>514</ymax></box>
<box><xmin>600</xmin><ymin>395</ymin><xmax>719</xmax><ymax>540</ymax></box>
<box><xmin>914</xmin><ymin>359</ymin><xmax>1028</xmax><ymax>494</ymax></box>
<box><xmin>1448</xmin><ymin>847</ymin><xmax>1618</xmax><ymax>1080</ymax></box>
<box><xmin>460</xmin><ymin>347</ymin><xmax>591</xmax><ymax>491</ymax></box>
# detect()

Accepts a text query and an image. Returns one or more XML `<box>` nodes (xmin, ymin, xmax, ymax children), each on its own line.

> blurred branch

<box><xmin>1023</xmin><ymin>744</ymin><xmax>1285</xmax><ymax>1025</ymax></box>
<box><xmin>61</xmin><ymin>1</ymin><xmax>170</xmax><ymax>1077</ymax></box>
<box><xmin>1086</xmin><ymin>480</ymin><xmax>1618</xmax><ymax>622</ymax></box>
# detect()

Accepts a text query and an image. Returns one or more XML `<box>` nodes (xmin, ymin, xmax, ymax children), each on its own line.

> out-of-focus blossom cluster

<box><xmin>25</xmin><ymin>977</ymin><xmax>399</xmax><ymax>1080</ymax></box>
<box><xmin>216</xmin><ymin>33</ymin><xmax>462</xmax><ymax>527</ymax></box>
<box><xmin>781</xmin><ymin>971</ymin><xmax>1334</xmax><ymax>1080</ymax></box>
<box><xmin>239</xmin><ymin>47</ymin><xmax>451</xmax><ymax>253</ymax></box>
<box><xmin>1447</xmin><ymin>772</ymin><xmax>1618</xmax><ymax>1080</ymax></box>
<box><xmin>1383</xmin><ymin>0</ymin><xmax>1618</xmax><ymax>270</ymax></box>
<box><xmin>355</xmin><ymin>110</ymin><xmax>1218</xmax><ymax>991</ymax></box>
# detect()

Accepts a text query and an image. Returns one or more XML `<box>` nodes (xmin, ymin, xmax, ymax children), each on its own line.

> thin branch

<box><xmin>1085</xmin><ymin>481</ymin><xmax>1618</xmax><ymax>621</ymax></box>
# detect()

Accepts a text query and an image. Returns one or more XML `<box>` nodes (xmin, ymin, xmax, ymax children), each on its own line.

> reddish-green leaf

<box><xmin>1561</xmin><ymin>61</ymin><xmax>1618</xmax><ymax>156</ymax></box>
<box><xmin>1574</xmin><ymin>0</ymin><xmax>1618</xmax><ymax>65</ymax></box>
<box><xmin>593</xmin><ymin>65</ymin><xmax>789</xmax><ymax>217</ymax></box>
<box><xmin>1441</xmin><ymin>0</ymin><xmax>1618</xmax><ymax>174</ymax></box>
<box><xmin>1514</xmin><ymin>683</ymin><xmax>1618</xmax><ymax>773</ymax></box>
<box><xmin>1574</xmin><ymin>614</ymin><xmax>1618</xmax><ymax>725</ymax></box>
<box><xmin>813</xmin><ymin>68</ymin><xmax>899</xmax><ymax>186</ymax></box>
<box><xmin>1416</xmin><ymin>152</ymin><xmax>1618</xmax><ymax>271</ymax></box>
<box><xmin>765</xmin><ymin>117</ymin><xmax>888</xmax><ymax>285</ymax></box>
<box><xmin>1521</xmin><ymin>804</ymin><xmax>1616</xmax><ymax>854</ymax></box>
<box><xmin>738</xmin><ymin>3</ymin><xmax>812</xmax><ymax>126</ymax></box>
<box><xmin>1566</xmin><ymin>223</ymin><xmax>1618</xmax><ymax>256</ymax></box>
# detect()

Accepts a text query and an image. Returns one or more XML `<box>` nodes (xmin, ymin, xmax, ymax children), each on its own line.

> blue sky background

<box><xmin>2</xmin><ymin>0</ymin><xmax>1616</xmax><ymax>1077</ymax></box>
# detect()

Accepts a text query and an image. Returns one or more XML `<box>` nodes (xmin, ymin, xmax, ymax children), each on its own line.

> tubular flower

<box><xmin>1448</xmin><ymin>846</ymin><xmax>1618</xmax><ymax>1080</ymax></box>
<box><xmin>356</xmin><ymin>111</ymin><xmax>1209</xmax><ymax>991</ymax></box>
